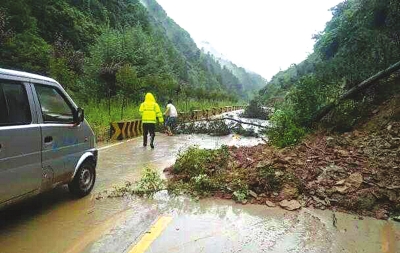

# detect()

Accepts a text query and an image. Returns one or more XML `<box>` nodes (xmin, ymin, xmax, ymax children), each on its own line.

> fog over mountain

<box><xmin>199</xmin><ymin>41</ymin><xmax>267</xmax><ymax>95</ymax></box>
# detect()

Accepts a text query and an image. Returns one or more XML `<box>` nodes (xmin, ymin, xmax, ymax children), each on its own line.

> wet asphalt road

<box><xmin>0</xmin><ymin>132</ymin><xmax>399</xmax><ymax>253</ymax></box>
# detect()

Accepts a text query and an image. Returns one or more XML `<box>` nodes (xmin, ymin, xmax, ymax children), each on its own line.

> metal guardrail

<box><xmin>109</xmin><ymin>105</ymin><xmax>246</xmax><ymax>141</ymax></box>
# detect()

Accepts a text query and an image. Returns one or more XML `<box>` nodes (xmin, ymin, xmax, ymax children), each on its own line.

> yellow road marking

<box><xmin>128</xmin><ymin>216</ymin><xmax>173</xmax><ymax>253</ymax></box>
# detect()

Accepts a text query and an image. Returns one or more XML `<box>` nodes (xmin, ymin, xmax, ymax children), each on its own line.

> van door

<box><xmin>0</xmin><ymin>80</ymin><xmax>42</xmax><ymax>204</ymax></box>
<box><xmin>32</xmin><ymin>84</ymin><xmax>86</xmax><ymax>184</ymax></box>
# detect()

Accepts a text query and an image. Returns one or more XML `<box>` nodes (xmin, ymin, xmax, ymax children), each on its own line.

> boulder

<box><xmin>279</xmin><ymin>200</ymin><xmax>301</xmax><ymax>211</ymax></box>
<box><xmin>249</xmin><ymin>190</ymin><xmax>258</xmax><ymax>198</ymax></box>
<box><xmin>265</xmin><ymin>201</ymin><xmax>276</xmax><ymax>207</ymax></box>
<box><xmin>347</xmin><ymin>173</ymin><xmax>363</xmax><ymax>189</ymax></box>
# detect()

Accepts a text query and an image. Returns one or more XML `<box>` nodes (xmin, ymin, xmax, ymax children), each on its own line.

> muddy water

<box><xmin>219</xmin><ymin>110</ymin><xmax>270</xmax><ymax>133</ymax></box>
<box><xmin>190</xmin><ymin>110</ymin><xmax>270</xmax><ymax>135</ymax></box>
<box><xmin>0</xmin><ymin>189</ymin><xmax>130</xmax><ymax>253</ymax></box>
<box><xmin>0</xmin><ymin>133</ymin><xmax>262</xmax><ymax>253</ymax></box>
<box><xmin>0</xmin><ymin>130</ymin><xmax>399</xmax><ymax>253</ymax></box>
<box><xmin>88</xmin><ymin>196</ymin><xmax>400</xmax><ymax>253</ymax></box>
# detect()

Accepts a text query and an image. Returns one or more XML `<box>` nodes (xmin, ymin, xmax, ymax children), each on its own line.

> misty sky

<box><xmin>157</xmin><ymin>0</ymin><xmax>343</xmax><ymax>80</ymax></box>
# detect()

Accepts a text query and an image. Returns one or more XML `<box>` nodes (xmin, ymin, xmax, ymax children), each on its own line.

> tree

<box><xmin>116</xmin><ymin>64</ymin><xmax>140</xmax><ymax>119</ymax></box>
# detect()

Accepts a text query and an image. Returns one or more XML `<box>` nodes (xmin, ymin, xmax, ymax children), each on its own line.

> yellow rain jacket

<box><xmin>139</xmin><ymin>93</ymin><xmax>164</xmax><ymax>124</ymax></box>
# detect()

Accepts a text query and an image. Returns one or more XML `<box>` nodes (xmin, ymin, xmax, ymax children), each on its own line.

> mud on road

<box><xmin>0</xmin><ymin>131</ymin><xmax>399</xmax><ymax>253</ymax></box>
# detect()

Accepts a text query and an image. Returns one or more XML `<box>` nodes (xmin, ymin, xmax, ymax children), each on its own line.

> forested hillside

<box><xmin>256</xmin><ymin>0</ymin><xmax>400</xmax><ymax>147</ymax></box>
<box><xmin>0</xmin><ymin>0</ymin><xmax>261</xmax><ymax>106</ymax></box>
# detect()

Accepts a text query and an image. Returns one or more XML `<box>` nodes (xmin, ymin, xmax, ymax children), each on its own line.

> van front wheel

<box><xmin>68</xmin><ymin>160</ymin><xmax>96</xmax><ymax>197</ymax></box>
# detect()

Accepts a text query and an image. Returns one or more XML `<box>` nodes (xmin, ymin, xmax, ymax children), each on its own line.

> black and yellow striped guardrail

<box><xmin>110</xmin><ymin>105</ymin><xmax>246</xmax><ymax>141</ymax></box>
<box><xmin>110</xmin><ymin>119</ymin><xmax>143</xmax><ymax>141</ymax></box>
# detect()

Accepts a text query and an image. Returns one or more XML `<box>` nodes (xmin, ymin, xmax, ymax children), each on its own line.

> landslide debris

<box><xmin>165</xmin><ymin>120</ymin><xmax>400</xmax><ymax>220</ymax></box>
<box><xmin>175</xmin><ymin>119</ymin><xmax>259</xmax><ymax>137</ymax></box>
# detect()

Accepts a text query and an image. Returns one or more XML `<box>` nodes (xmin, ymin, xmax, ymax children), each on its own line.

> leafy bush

<box><xmin>230</xmin><ymin>178</ymin><xmax>249</xmax><ymax>202</ymax></box>
<box><xmin>233</xmin><ymin>188</ymin><xmax>248</xmax><ymax>202</ymax></box>
<box><xmin>173</xmin><ymin>146</ymin><xmax>210</xmax><ymax>177</ymax></box>
<box><xmin>173</xmin><ymin>145</ymin><xmax>230</xmax><ymax>178</ymax></box>
<box><xmin>242</xmin><ymin>98</ymin><xmax>269</xmax><ymax>120</ymax></box>
<box><xmin>267</xmin><ymin>108</ymin><xmax>307</xmax><ymax>148</ymax></box>
<box><xmin>265</xmin><ymin>75</ymin><xmax>339</xmax><ymax>147</ymax></box>
<box><xmin>133</xmin><ymin>167</ymin><xmax>165</xmax><ymax>196</ymax></box>
<box><xmin>169</xmin><ymin>145</ymin><xmax>230</xmax><ymax>197</ymax></box>
<box><xmin>107</xmin><ymin>167</ymin><xmax>165</xmax><ymax>198</ymax></box>
<box><xmin>191</xmin><ymin>174</ymin><xmax>216</xmax><ymax>193</ymax></box>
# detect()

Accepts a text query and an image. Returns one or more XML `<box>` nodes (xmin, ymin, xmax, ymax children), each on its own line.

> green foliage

<box><xmin>242</xmin><ymin>97</ymin><xmax>269</xmax><ymax>120</ymax></box>
<box><xmin>262</xmin><ymin>74</ymin><xmax>336</xmax><ymax>145</ymax></box>
<box><xmin>1</xmin><ymin>0</ymin><xmax>246</xmax><ymax>116</ymax></box>
<box><xmin>230</xmin><ymin>177</ymin><xmax>249</xmax><ymax>202</ymax></box>
<box><xmin>170</xmin><ymin>145</ymin><xmax>251</xmax><ymax>201</ymax></box>
<box><xmin>108</xmin><ymin>167</ymin><xmax>165</xmax><ymax>198</ymax></box>
<box><xmin>267</xmin><ymin>108</ymin><xmax>307</xmax><ymax>148</ymax></box>
<box><xmin>259</xmin><ymin>0</ymin><xmax>400</xmax><ymax>143</ymax></box>
<box><xmin>173</xmin><ymin>146</ymin><xmax>210</xmax><ymax>177</ymax></box>
<box><xmin>133</xmin><ymin>167</ymin><xmax>165</xmax><ymax>196</ymax></box>
<box><xmin>116</xmin><ymin>64</ymin><xmax>140</xmax><ymax>102</ymax></box>
<box><xmin>191</xmin><ymin>174</ymin><xmax>215</xmax><ymax>193</ymax></box>
<box><xmin>49</xmin><ymin>57</ymin><xmax>77</xmax><ymax>91</ymax></box>
<box><xmin>173</xmin><ymin>145</ymin><xmax>229</xmax><ymax>178</ymax></box>
<box><xmin>233</xmin><ymin>187</ymin><xmax>249</xmax><ymax>202</ymax></box>
<box><xmin>81</xmin><ymin>98</ymin><xmax>141</xmax><ymax>141</ymax></box>
<box><xmin>1</xmin><ymin>30</ymin><xmax>51</xmax><ymax>74</ymax></box>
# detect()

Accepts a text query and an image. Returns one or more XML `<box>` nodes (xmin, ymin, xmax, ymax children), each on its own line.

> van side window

<box><xmin>35</xmin><ymin>85</ymin><xmax>74</xmax><ymax>124</ymax></box>
<box><xmin>0</xmin><ymin>81</ymin><xmax>32</xmax><ymax>126</ymax></box>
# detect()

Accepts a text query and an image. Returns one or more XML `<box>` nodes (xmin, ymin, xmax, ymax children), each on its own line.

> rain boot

<box><xmin>143</xmin><ymin>135</ymin><xmax>147</xmax><ymax>147</ymax></box>
<box><xmin>150</xmin><ymin>134</ymin><xmax>155</xmax><ymax>149</ymax></box>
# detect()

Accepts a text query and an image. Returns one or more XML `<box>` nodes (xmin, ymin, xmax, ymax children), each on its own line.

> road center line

<box><xmin>128</xmin><ymin>216</ymin><xmax>173</xmax><ymax>253</ymax></box>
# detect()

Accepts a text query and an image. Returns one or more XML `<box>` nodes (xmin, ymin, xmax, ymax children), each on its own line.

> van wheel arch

<box><xmin>68</xmin><ymin>158</ymin><xmax>96</xmax><ymax>197</ymax></box>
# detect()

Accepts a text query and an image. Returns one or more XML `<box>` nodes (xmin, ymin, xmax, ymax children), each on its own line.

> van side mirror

<box><xmin>74</xmin><ymin>107</ymin><xmax>84</xmax><ymax>124</ymax></box>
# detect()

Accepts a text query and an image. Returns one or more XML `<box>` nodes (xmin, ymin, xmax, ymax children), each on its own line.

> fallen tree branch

<box><xmin>312</xmin><ymin>60</ymin><xmax>400</xmax><ymax>124</ymax></box>
<box><xmin>205</xmin><ymin>117</ymin><xmax>269</xmax><ymax>129</ymax></box>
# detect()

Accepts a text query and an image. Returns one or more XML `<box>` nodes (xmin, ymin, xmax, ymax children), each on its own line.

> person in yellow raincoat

<box><xmin>139</xmin><ymin>93</ymin><xmax>164</xmax><ymax>149</ymax></box>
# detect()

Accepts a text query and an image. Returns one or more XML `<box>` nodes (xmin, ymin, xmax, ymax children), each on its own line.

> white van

<box><xmin>0</xmin><ymin>68</ymin><xmax>97</xmax><ymax>209</ymax></box>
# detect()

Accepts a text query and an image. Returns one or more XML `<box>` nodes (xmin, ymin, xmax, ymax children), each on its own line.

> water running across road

<box><xmin>0</xmin><ymin>115</ymin><xmax>398</xmax><ymax>253</ymax></box>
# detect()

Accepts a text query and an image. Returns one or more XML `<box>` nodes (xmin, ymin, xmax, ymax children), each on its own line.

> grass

<box><xmin>78</xmin><ymin>98</ymin><xmax>242</xmax><ymax>142</ymax></box>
